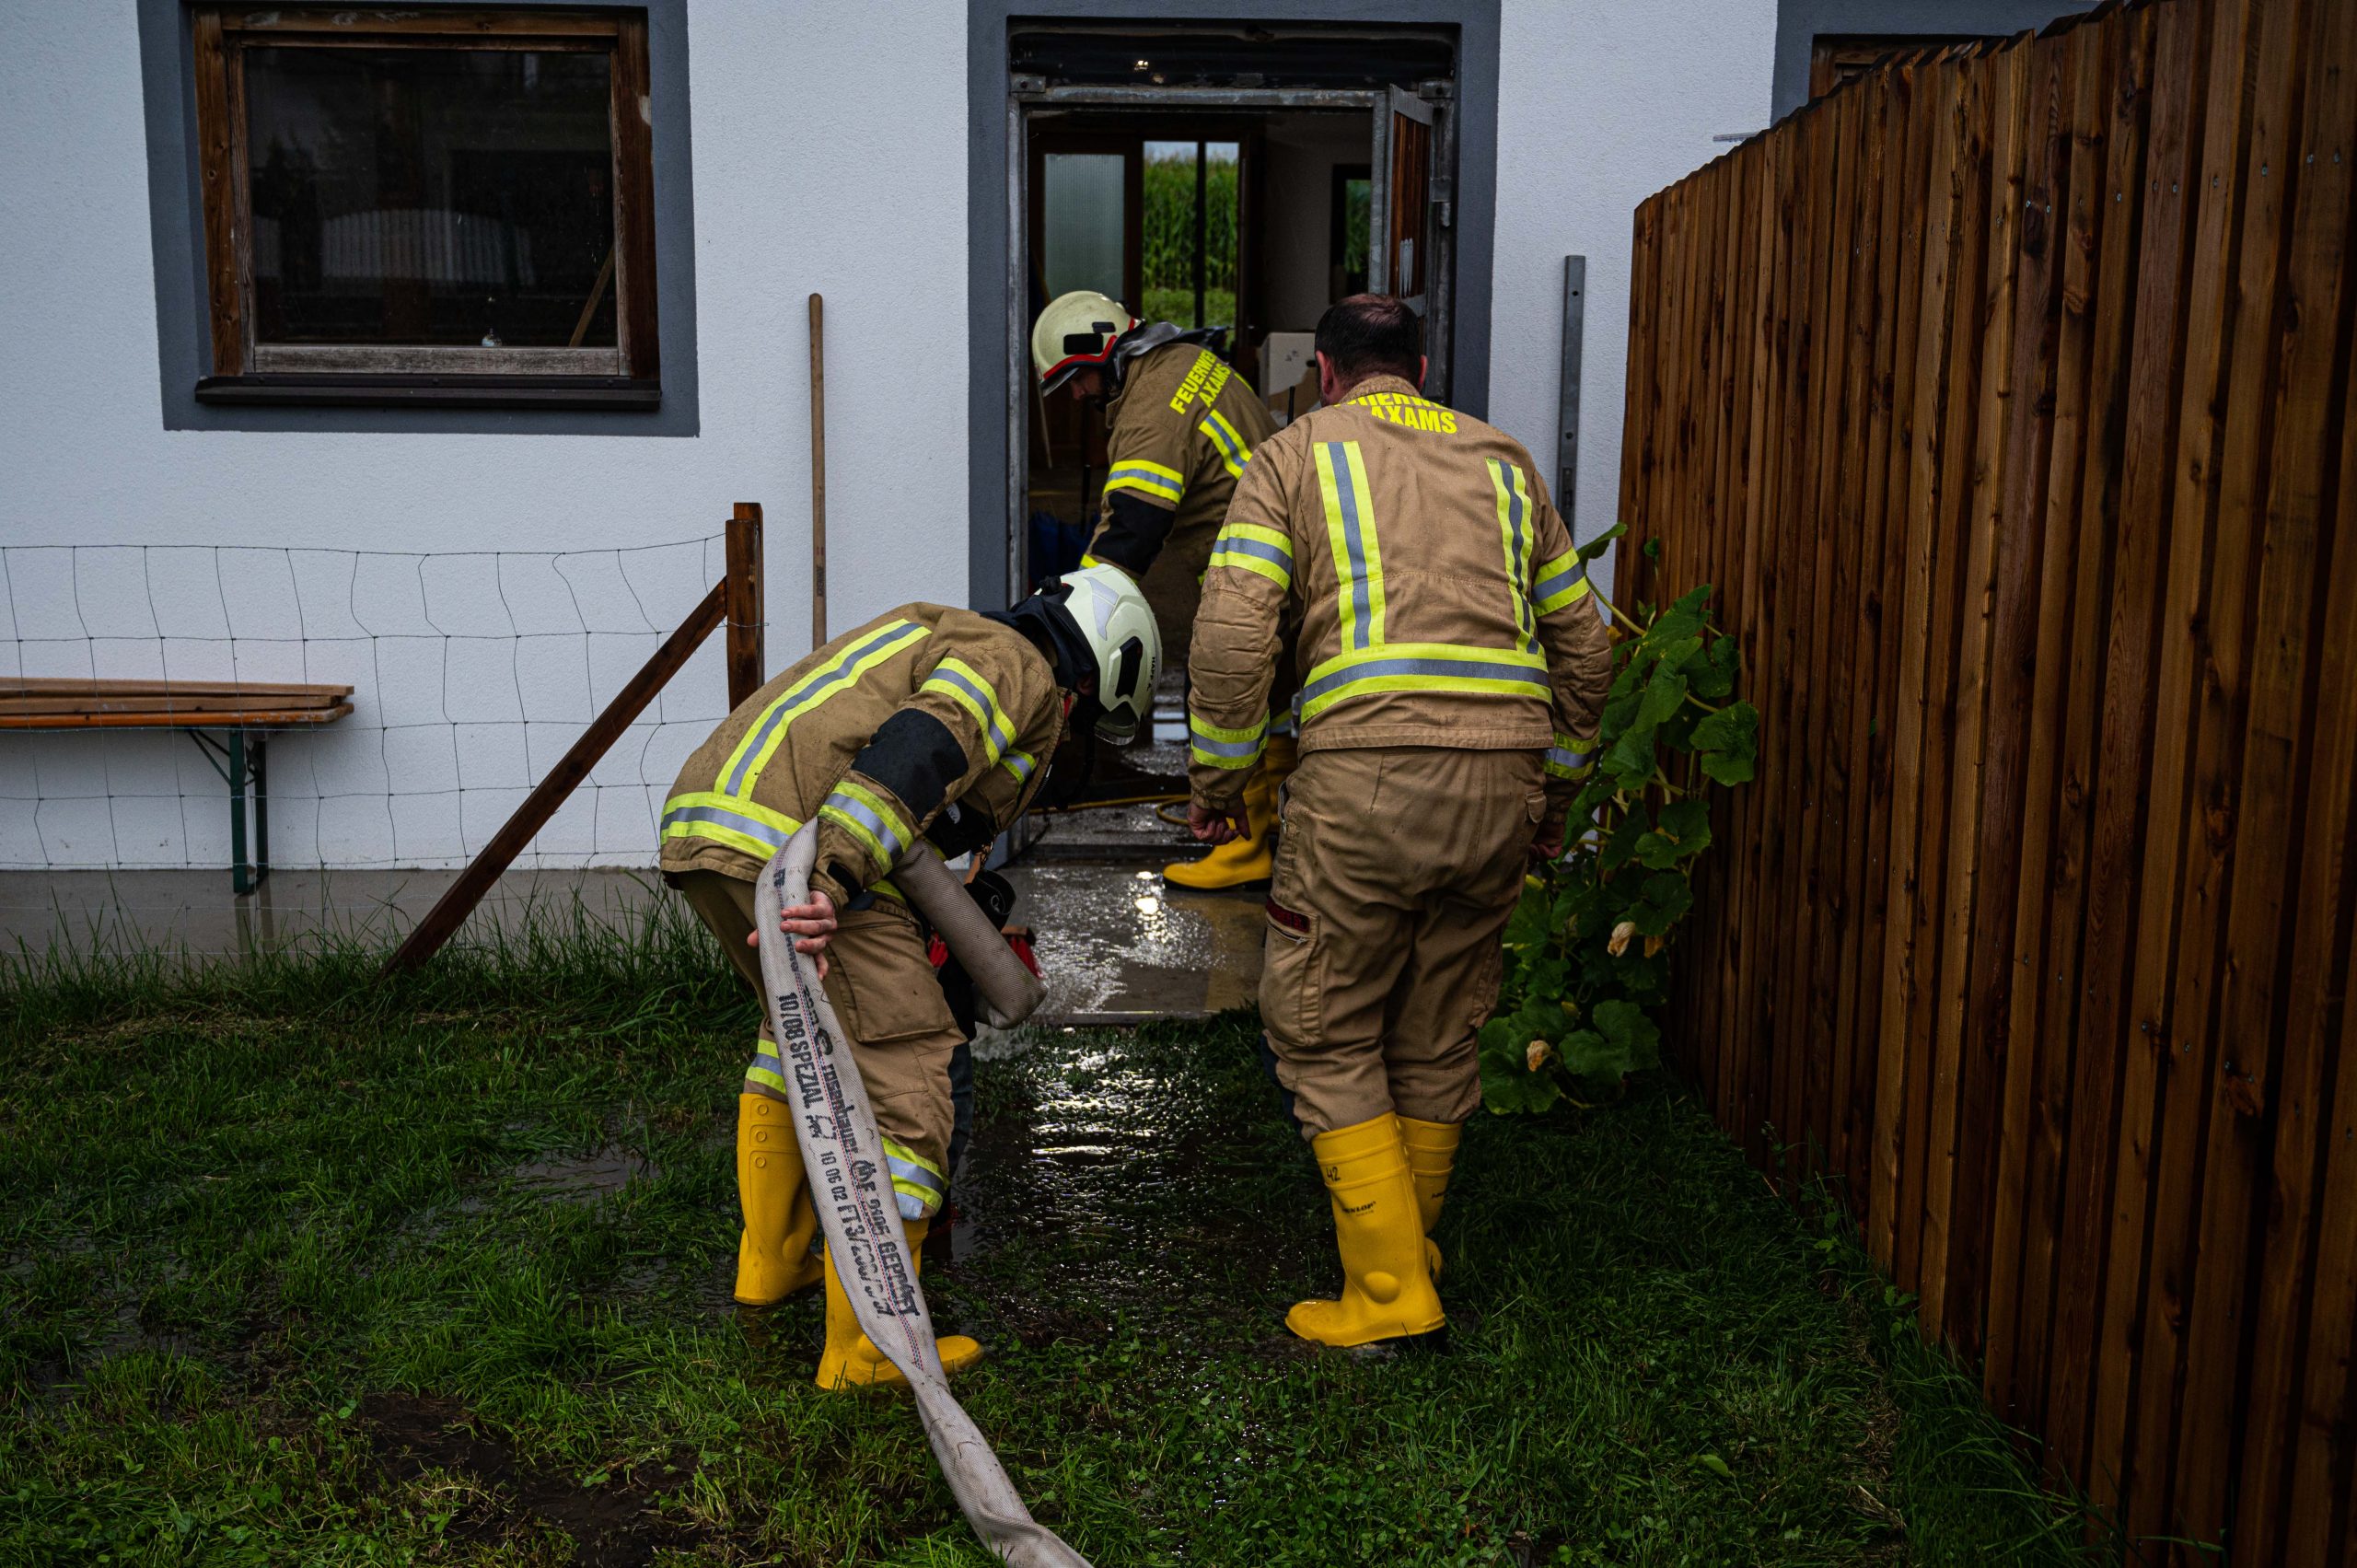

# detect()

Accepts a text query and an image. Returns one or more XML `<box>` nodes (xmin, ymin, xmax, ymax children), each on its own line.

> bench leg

<box><xmin>228</xmin><ymin>731</ymin><xmax>251</xmax><ymax>896</ymax></box>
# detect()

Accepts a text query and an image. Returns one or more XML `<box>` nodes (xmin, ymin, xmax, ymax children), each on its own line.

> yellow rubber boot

<box><xmin>1286</xmin><ymin>1113</ymin><xmax>1447</xmax><ymax>1349</ymax></box>
<box><xmin>815</xmin><ymin>1219</ymin><xmax>985</xmax><ymax>1390</ymax></box>
<box><xmin>1399</xmin><ymin>1116</ymin><xmax>1462</xmax><ymax>1280</ymax></box>
<box><xmin>734</xmin><ymin>1093</ymin><xmax>822</xmax><ymax>1306</ymax></box>
<box><xmin>1164</xmin><ymin>734</ymin><xmax>1295</xmax><ymax>889</ymax></box>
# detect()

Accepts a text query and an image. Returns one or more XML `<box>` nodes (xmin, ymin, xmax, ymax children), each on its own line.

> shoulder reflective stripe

<box><xmin>1488</xmin><ymin>459</ymin><xmax>1538</xmax><ymax>651</ymax></box>
<box><xmin>998</xmin><ymin>748</ymin><xmax>1037</xmax><ymax>784</ymax></box>
<box><xmin>1198</xmin><ymin>411</ymin><xmax>1252</xmax><ymax>479</ymax></box>
<box><xmin>1534</xmin><ymin>549</ymin><xmax>1591</xmax><ymax>615</ymax></box>
<box><xmin>721</xmin><ymin>619</ymin><xmax>930</xmax><ymax>797</ymax></box>
<box><xmin>1297</xmin><ymin>643</ymin><xmax>1550</xmax><ymax>722</ymax></box>
<box><xmin>922</xmin><ymin>657</ymin><xmax>1014</xmax><ymax>763</ymax></box>
<box><xmin>1189</xmin><ymin>710</ymin><xmax>1267</xmax><ymax>768</ymax></box>
<box><xmin>1314</xmin><ymin>439</ymin><xmax>1385</xmax><ymax>651</ymax></box>
<box><xmin>661</xmin><ymin>791</ymin><xmax>803</xmax><ymax>860</ymax></box>
<box><xmin>1105</xmin><ymin>460</ymin><xmax>1185</xmax><ymax>501</ymax></box>
<box><xmin>821</xmin><ymin>779</ymin><xmax>912</xmax><ymax>875</ymax></box>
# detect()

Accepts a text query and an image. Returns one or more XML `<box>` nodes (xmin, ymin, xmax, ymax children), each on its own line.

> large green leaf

<box><xmin>1689</xmin><ymin>635</ymin><xmax>1742</xmax><ymax>699</ymax></box>
<box><xmin>1693</xmin><ymin>701</ymin><xmax>1759</xmax><ymax>785</ymax></box>
<box><xmin>1574</xmin><ymin>519</ymin><xmax>1629</xmax><ymax>565</ymax></box>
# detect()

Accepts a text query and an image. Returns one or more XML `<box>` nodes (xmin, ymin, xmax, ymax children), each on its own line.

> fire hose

<box><xmin>755</xmin><ymin>825</ymin><xmax>1090</xmax><ymax>1568</ymax></box>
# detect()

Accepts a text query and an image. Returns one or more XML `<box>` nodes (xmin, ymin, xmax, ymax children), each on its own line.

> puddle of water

<box><xmin>1004</xmin><ymin>863</ymin><xmax>1263</xmax><ymax>1021</ymax></box>
<box><xmin>510</xmin><ymin>1146</ymin><xmax>657</xmax><ymax>1202</ymax></box>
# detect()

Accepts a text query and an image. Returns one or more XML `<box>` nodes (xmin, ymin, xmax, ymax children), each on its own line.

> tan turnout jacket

<box><xmin>660</xmin><ymin>605</ymin><xmax>1063</xmax><ymax>910</ymax></box>
<box><xmin>1187</xmin><ymin>373</ymin><xmax>1612</xmax><ymax>819</ymax></box>
<box><xmin>1087</xmin><ymin>339</ymin><xmax>1279</xmax><ymax>658</ymax></box>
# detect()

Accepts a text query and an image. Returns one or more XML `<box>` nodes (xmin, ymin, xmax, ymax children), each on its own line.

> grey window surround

<box><xmin>967</xmin><ymin>1</ymin><xmax>1501</xmax><ymax>611</ymax></box>
<box><xmin>136</xmin><ymin>0</ymin><xmax>701</xmax><ymax>436</ymax></box>
<box><xmin>1771</xmin><ymin>0</ymin><xmax>2100</xmax><ymax>122</ymax></box>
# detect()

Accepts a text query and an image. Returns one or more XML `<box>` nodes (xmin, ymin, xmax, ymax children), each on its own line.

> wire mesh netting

<box><xmin>0</xmin><ymin>534</ymin><xmax>742</xmax><ymax>872</ymax></box>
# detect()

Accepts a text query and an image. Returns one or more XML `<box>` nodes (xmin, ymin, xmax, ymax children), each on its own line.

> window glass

<box><xmin>1040</xmin><ymin>152</ymin><xmax>1127</xmax><ymax>305</ymax></box>
<box><xmin>1142</xmin><ymin>142</ymin><xmax>1238</xmax><ymax>330</ymax></box>
<box><xmin>244</xmin><ymin>46</ymin><xmax>616</xmax><ymax>349</ymax></box>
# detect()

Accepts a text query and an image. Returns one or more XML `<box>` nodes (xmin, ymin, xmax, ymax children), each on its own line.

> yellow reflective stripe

<box><xmin>922</xmin><ymin>656</ymin><xmax>1014</xmax><ymax>762</ymax></box>
<box><xmin>1209</xmin><ymin>519</ymin><xmax>1293</xmax><ymax>589</ymax></box>
<box><xmin>660</xmin><ymin>790</ymin><xmax>803</xmax><ymax>862</ymax></box>
<box><xmin>1105</xmin><ymin>459</ymin><xmax>1185</xmax><ymax>503</ymax></box>
<box><xmin>820</xmin><ymin>777</ymin><xmax>913</xmax><ymax>877</ymax></box>
<box><xmin>744</xmin><ymin>1060</ymin><xmax>789</xmax><ymax>1092</ymax></box>
<box><xmin>881</xmin><ymin>1136</ymin><xmax>946</xmax><ymax>1218</ymax></box>
<box><xmin>1189</xmin><ymin>710</ymin><xmax>1267</xmax><ymax>769</ymax></box>
<box><xmin>1314</xmin><ymin>440</ymin><xmax>1385</xmax><ymax>651</ymax></box>
<box><xmin>1488</xmin><ymin>459</ymin><xmax>1538</xmax><ymax>651</ymax></box>
<box><xmin>1533</xmin><ymin>549</ymin><xmax>1591</xmax><ymax>616</ymax></box>
<box><xmin>1198</xmin><ymin>411</ymin><xmax>1251</xmax><ymax>479</ymax></box>
<box><xmin>1545</xmin><ymin>733</ymin><xmax>1589</xmax><ymax>781</ymax></box>
<box><xmin>999</xmin><ymin>748</ymin><xmax>1037</xmax><ymax>784</ymax></box>
<box><xmin>1298</xmin><ymin>643</ymin><xmax>1550</xmax><ymax>723</ymax></box>
<box><xmin>720</xmin><ymin>619</ymin><xmax>930</xmax><ymax>798</ymax></box>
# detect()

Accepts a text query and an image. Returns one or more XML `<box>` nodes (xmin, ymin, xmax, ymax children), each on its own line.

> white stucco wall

<box><xmin>0</xmin><ymin>0</ymin><xmax>973</xmax><ymax>871</ymax></box>
<box><xmin>0</xmin><ymin>0</ymin><xmax>1772</xmax><ymax>871</ymax></box>
<box><xmin>1486</xmin><ymin>0</ymin><xmax>1776</xmax><ymax>578</ymax></box>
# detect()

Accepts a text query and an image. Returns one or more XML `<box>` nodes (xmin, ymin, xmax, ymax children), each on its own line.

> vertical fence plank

<box><xmin>2044</xmin><ymin>0</ymin><xmax>2158</xmax><ymax>1487</ymax></box>
<box><xmin>1980</xmin><ymin>22</ymin><xmax>2078</xmax><ymax>1426</ymax></box>
<box><xmin>2157</xmin><ymin>0</ymin><xmax>2312</xmax><ymax>1548</ymax></box>
<box><xmin>2122</xmin><ymin>0</ymin><xmax>2266</xmax><ymax>1543</ymax></box>
<box><xmin>1873</xmin><ymin>49</ymin><xmax>1968</xmax><ymax>1285</ymax></box>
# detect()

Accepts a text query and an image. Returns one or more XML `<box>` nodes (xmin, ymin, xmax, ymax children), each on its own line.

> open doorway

<box><xmin>985</xmin><ymin>20</ymin><xmax>1473</xmax><ymax>874</ymax></box>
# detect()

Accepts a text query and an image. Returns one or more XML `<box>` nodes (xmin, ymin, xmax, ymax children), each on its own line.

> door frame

<box><xmin>966</xmin><ymin>1</ymin><xmax>1502</xmax><ymax>610</ymax></box>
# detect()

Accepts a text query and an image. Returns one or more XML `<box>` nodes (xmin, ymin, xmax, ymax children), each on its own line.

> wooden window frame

<box><xmin>190</xmin><ymin>6</ymin><xmax>660</xmax><ymax>410</ymax></box>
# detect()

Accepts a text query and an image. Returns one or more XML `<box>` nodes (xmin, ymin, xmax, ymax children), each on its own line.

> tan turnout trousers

<box><xmin>673</xmin><ymin>869</ymin><xmax>961</xmax><ymax>1196</ymax></box>
<box><xmin>1260</xmin><ymin>745</ymin><xmax>1547</xmax><ymax>1135</ymax></box>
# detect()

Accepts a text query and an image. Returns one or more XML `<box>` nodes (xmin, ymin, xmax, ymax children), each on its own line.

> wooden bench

<box><xmin>0</xmin><ymin>678</ymin><xmax>355</xmax><ymax>892</ymax></box>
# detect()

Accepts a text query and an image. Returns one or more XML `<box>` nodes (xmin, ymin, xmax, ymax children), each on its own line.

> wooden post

<box><xmin>808</xmin><ymin>293</ymin><xmax>829</xmax><ymax>650</ymax></box>
<box><xmin>726</xmin><ymin>502</ymin><xmax>764</xmax><ymax>708</ymax></box>
<box><xmin>383</xmin><ymin>579</ymin><xmax>728</xmax><ymax>974</ymax></box>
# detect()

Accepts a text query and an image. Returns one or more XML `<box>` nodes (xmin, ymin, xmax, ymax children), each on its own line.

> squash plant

<box><xmin>1480</xmin><ymin>529</ymin><xmax>1759</xmax><ymax>1113</ymax></box>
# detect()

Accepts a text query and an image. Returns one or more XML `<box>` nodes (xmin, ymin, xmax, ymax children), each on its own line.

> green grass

<box><xmin>0</xmin><ymin>910</ymin><xmax>2110</xmax><ymax>1566</ymax></box>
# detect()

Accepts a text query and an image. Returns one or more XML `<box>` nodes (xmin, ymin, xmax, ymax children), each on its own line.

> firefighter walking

<box><xmin>661</xmin><ymin>568</ymin><xmax>1159</xmax><ymax>1388</ymax></box>
<box><xmin>1186</xmin><ymin>296</ymin><xmax>1613</xmax><ymax>1349</ymax></box>
<box><xmin>1032</xmin><ymin>289</ymin><xmax>1290</xmax><ymax>889</ymax></box>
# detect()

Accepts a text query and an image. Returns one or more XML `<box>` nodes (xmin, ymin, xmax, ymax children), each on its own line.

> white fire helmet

<box><xmin>1056</xmin><ymin>563</ymin><xmax>1161</xmax><ymax>743</ymax></box>
<box><xmin>1032</xmin><ymin>290</ymin><xmax>1135</xmax><ymax>395</ymax></box>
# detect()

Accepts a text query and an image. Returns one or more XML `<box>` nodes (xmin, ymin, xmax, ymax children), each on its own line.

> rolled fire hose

<box><xmin>888</xmin><ymin>839</ymin><xmax>1046</xmax><ymax>1028</ymax></box>
<box><xmin>755</xmin><ymin>826</ymin><xmax>1089</xmax><ymax>1568</ymax></box>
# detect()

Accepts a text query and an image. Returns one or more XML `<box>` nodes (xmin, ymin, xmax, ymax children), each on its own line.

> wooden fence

<box><xmin>1611</xmin><ymin>0</ymin><xmax>2353</xmax><ymax>1559</ymax></box>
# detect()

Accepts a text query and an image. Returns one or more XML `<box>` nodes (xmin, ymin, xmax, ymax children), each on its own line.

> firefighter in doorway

<box><xmin>1031</xmin><ymin>288</ymin><xmax>1290</xmax><ymax>889</ymax></box>
<box><xmin>1186</xmin><ymin>295</ymin><xmax>1614</xmax><ymax>1350</ymax></box>
<box><xmin>659</xmin><ymin>567</ymin><xmax>1159</xmax><ymax>1388</ymax></box>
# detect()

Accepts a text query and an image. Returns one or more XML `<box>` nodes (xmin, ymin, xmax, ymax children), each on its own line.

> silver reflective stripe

<box><xmin>1328</xmin><ymin>440</ymin><xmax>1376</xmax><ymax>649</ymax></box>
<box><xmin>887</xmin><ymin>1153</ymin><xmax>946</xmax><ymax>1197</ymax></box>
<box><xmin>1217</xmin><ymin>535</ymin><xmax>1291</xmax><ymax>571</ymax></box>
<box><xmin>725</xmin><ymin>621</ymin><xmax>925</xmax><ymax>794</ymax></box>
<box><xmin>1189</xmin><ymin>732</ymin><xmax>1264</xmax><ymax>761</ymax></box>
<box><xmin>1297</xmin><ymin>656</ymin><xmax>1551</xmax><ymax>705</ymax></box>
<box><xmin>1535</xmin><ymin>566</ymin><xmax>1584</xmax><ymax>604</ymax></box>
<box><xmin>999</xmin><ymin>749</ymin><xmax>1037</xmax><ymax>783</ymax></box>
<box><xmin>823</xmin><ymin>789</ymin><xmax>905</xmax><ymax>865</ymax></box>
<box><xmin>1546</xmin><ymin>747</ymin><xmax>1585</xmax><ymax>776</ymax></box>
<box><xmin>662</xmin><ymin>801</ymin><xmax>793</xmax><ymax>850</ymax></box>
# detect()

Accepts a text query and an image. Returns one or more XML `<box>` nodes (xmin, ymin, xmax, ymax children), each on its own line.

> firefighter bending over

<box><xmin>1186</xmin><ymin>295</ymin><xmax>1614</xmax><ymax>1349</ymax></box>
<box><xmin>1032</xmin><ymin>288</ymin><xmax>1290</xmax><ymax>889</ymax></box>
<box><xmin>659</xmin><ymin>567</ymin><xmax>1159</xmax><ymax>1388</ymax></box>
